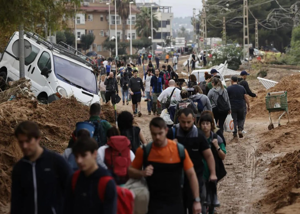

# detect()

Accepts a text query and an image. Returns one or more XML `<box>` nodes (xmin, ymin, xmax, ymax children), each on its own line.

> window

<box><xmin>87</xmin><ymin>14</ymin><xmax>93</xmax><ymax>21</ymax></box>
<box><xmin>97</xmin><ymin>45</ymin><xmax>102</xmax><ymax>52</ymax></box>
<box><xmin>127</xmin><ymin>15</ymin><xmax>136</xmax><ymax>25</ymax></box>
<box><xmin>132</xmin><ymin>33</ymin><xmax>136</xmax><ymax>39</ymax></box>
<box><xmin>100</xmin><ymin>30</ymin><xmax>104</xmax><ymax>37</ymax></box>
<box><xmin>88</xmin><ymin>30</ymin><xmax>94</xmax><ymax>34</ymax></box>
<box><xmin>77</xmin><ymin>32</ymin><xmax>81</xmax><ymax>39</ymax></box>
<box><xmin>117</xmin><ymin>32</ymin><xmax>121</xmax><ymax>39</ymax></box>
<box><xmin>111</xmin><ymin>15</ymin><xmax>121</xmax><ymax>25</ymax></box>
<box><xmin>76</xmin><ymin>16</ymin><xmax>81</xmax><ymax>24</ymax></box>
<box><xmin>166</xmin><ymin>20</ymin><xmax>170</xmax><ymax>25</ymax></box>
<box><xmin>100</xmin><ymin>15</ymin><xmax>104</xmax><ymax>21</ymax></box>
<box><xmin>25</xmin><ymin>45</ymin><xmax>40</xmax><ymax>66</ymax></box>
<box><xmin>38</xmin><ymin>52</ymin><xmax>51</xmax><ymax>71</ymax></box>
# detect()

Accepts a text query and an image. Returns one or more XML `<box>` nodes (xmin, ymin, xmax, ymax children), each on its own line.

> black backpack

<box><xmin>87</xmin><ymin>120</ymin><xmax>107</xmax><ymax>148</ymax></box>
<box><xmin>216</xmin><ymin>90</ymin><xmax>230</xmax><ymax>113</ymax></box>
<box><xmin>121</xmin><ymin>127</ymin><xmax>141</xmax><ymax>154</ymax></box>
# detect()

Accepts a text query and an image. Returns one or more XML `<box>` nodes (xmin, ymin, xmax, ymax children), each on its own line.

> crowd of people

<box><xmin>10</xmin><ymin>50</ymin><xmax>257</xmax><ymax>214</ymax></box>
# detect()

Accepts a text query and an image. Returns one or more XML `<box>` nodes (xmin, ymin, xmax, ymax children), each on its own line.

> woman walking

<box><xmin>207</xmin><ymin>77</ymin><xmax>231</xmax><ymax>134</ymax></box>
<box><xmin>99</xmin><ymin>75</ymin><xmax>106</xmax><ymax>103</ymax></box>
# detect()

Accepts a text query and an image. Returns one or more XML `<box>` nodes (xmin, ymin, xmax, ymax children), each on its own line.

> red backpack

<box><xmin>105</xmin><ymin>136</ymin><xmax>131</xmax><ymax>185</ymax></box>
<box><xmin>72</xmin><ymin>171</ymin><xmax>134</xmax><ymax>214</ymax></box>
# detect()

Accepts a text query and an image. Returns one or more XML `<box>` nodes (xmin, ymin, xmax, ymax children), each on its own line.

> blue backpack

<box><xmin>195</xmin><ymin>98</ymin><xmax>205</xmax><ymax>113</ymax></box>
<box><xmin>67</xmin><ymin>153</ymin><xmax>78</xmax><ymax>171</ymax></box>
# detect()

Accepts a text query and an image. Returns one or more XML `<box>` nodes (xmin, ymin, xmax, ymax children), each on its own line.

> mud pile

<box><xmin>248</xmin><ymin>74</ymin><xmax>300</xmax><ymax>119</ymax></box>
<box><xmin>0</xmin><ymin>97</ymin><xmax>115</xmax><ymax>207</ymax></box>
<box><xmin>259</xmin><ymin>150</ymin><xmax>300</xmax><ymax>213</ymax></box>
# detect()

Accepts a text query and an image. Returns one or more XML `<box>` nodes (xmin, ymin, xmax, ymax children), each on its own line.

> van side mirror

<box><xmin>41</xmin><ymin>68</ymin><xmax>51</xmax><ymax>78</ymax></box>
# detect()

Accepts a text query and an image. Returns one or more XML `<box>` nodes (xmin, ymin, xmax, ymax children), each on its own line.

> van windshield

<box><xmin>53</xmin><ymin>56</ymin><xmax>97</xmax><ymax>94</ymax></box>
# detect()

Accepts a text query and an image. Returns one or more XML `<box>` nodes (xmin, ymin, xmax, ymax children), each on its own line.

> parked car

<box><xmin>0</xmin><ymin>32</ymin><xmax>100</xmax><ymax>105</ymax></box>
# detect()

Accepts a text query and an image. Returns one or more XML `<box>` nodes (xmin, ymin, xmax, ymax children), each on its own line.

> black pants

<box><xmin>148</xmin><ymin>201</ymin><xmax>184</xmax><ymax>214</ymax></box>
<box><xmin>105</xmin><ymin>91</ymin><xmax>115</xmax><ymax>103</ymax></box>
<box><xmin>212</xmin><ymin>108</ymin><xmax>228</xmax><ymax>134</ymax></box>
<box><xmin>231</xmin><ymin>108</ymin><xmax>245</xmax><ymax>133</ymax></box>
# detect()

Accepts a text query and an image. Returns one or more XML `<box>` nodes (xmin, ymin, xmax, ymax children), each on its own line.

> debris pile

<box><xmin>0</xmin><ymin>91</ymin><xmax>115</xmax><ymax>208</ymax></box>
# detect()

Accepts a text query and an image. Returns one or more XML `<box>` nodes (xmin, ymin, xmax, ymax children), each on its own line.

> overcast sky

<box><xmin>136</xmin><ymin>0</ymin><xmax>203</xmax><ymax>17</ymax></box>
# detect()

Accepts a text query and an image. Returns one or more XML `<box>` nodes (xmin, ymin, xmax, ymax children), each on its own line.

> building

<box><xmin>136</xmin><ymin>2</ymin><xmax>173</xmax><ymax>47</ymax></box>
<box><xmin>69</xmin><ymin>0</ymin><xmax>139</xmax><ymax>57</ymax></box>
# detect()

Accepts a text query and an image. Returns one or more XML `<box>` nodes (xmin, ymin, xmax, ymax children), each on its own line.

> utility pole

<box><xmin>223</xmin><ymin>16</ymin><xmax>226</xmax><ymax>45</ymax></box>
<box><xmin>255</xmin><ymin>19</ymin><xmax>259</xmax><ymax>49</ymax></box>
<box><xmin>115</xmin><ymin>0</ymin><xmax>118</xmax><ymax>58</ymax></box>
<box><xmin>202</xmin><ymin>0</ymin><xmax>207</xmax><ymax>50</ymax></box>
<box><xmin>193</xmin><ymin>8</ymin><xmax>196</xmax><ymax>43</ymax></box>
<box><xmin>243</xmin><ymin>0</ymin><xmax>249</xmax><ymax>59</ymax></box>
<box><xmin>151</xmin><ymin>4</ymin><xmax>154</xmax><ymax>60</ymax></box>
<box><xmin>74</xmin><ymin>5</ymin><xmax>77</xmax><ymax>50</ymax></box>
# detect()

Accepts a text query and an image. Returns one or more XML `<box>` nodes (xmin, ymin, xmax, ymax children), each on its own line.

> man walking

<box><xmin>11</xmin><ymin>121</ymin><xmax>72</xmax><ymax>214</ymax></box>
<box><xmin>65</xmin><ymin>137</ymin><xmax>117</xmax><ymax>214</ymax></box>
<box><xmin>104</xmin><ymin>72</ymin><xmax>118</xmax><ymax>104</ymax></box>
<box><xmin>227</xmin><ymin>76</ymin><xmax>250</xmax><ymax>138</ymax></box>
<box><xmin>157</xmin><ymin>80</ymin><xmax>181</xmax><ymax>120</ymax></box>
<box><xmin>129</xmin><ymin>70</ymin><xmax>145</xmax><ymax>117</ymax></box>
<box><xmin>191</xmin><ymin>52</ymin><xmax>196</xmax><ymax>70</ymax></box>
<box><xmin>173</xmin><ymin>54</ymin><xmax>178</xmax><ymax>71</ymax></box>
<box><xmin>150</xmin><ymin>69</ymin><xmax>165</xmax><ymax>116</ymax></box>
<box><xmin>167</xmin><ymin>108</ymin><xmax>217</xmax><ymax>214</ymax></box>
<box><xmin>144</xmin><ymin>69</ymin><xmax>153</xmax><ymax>115</ymax></box>
<box><xmin>128</xmin><ymin>117</ymin><xmax>201</xmax><ymax>214</ymax></box>
<box><xmin>239</xmin><ymin>70</ymin><xmax>256</xmax><ymax>132</ymax></box>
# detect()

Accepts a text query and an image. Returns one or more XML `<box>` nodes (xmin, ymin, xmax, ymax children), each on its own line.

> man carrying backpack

<box><xmin>11</xmin><ymin>121</ymin><xmax>72</xmax><ymax>214</ymax></box>
<box><xmin>67</xmin><ymin>103</ymin><xmax>112</xmax><ymax>148</ymax></box>
<box><xmin>128</xmin><ymin>117</ymin><xmax>202</xmax><ymax>214</ymax></box>
<box><xmin>64</xmin><ymin>137</ymin><xmax>117</xmax><ymax>214</ymax></box>
<box><xmin>105</xmin><ymin>72</ymin><xmax>118</xmax><ymax>104</ymax></box>
<box><xmin>150</xmin><ymin>68</ymin><xmax>165</xmax><ymax>116</ymax></box>
<box><xmin>167</xmin><ymin>108</ymin><xmax>217</xmax><ymax>214</ymax></box>
<box><xmin>162</xmin><ymin>65</ymin><xmax>170</xmax><ymax>88</ymax></box>
<box><xmin>129</xmin><ymin>70</ymin><xmax>145</xmax><ymax>117</ymax></box>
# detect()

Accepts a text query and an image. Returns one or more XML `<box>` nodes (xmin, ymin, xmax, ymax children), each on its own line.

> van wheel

<box><xmin>37</xmin><ymin>94</ymin><xmax>48</xmax><ymax>104</ymax></box>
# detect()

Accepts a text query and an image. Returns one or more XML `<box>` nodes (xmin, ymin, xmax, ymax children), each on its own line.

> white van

<box><xmin>0</xmin><ymin>32</ymin><xmax>100</xmax><ymax>105</ymax></box>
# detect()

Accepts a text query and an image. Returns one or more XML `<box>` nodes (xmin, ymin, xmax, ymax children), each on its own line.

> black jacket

<box><xmin>104</xmin><ymin>77</ymin><xmax>118</xmax><ymax>93</ymax></box>
<box><xmin>65</xmin><ymin>167</ymin><xmax>117</xmax><ymax>214</ymax></box>
<box><xmin>11</xmin><ymin>148</ymin><xmax>72</xmax><ymax>214</ymax></box>
<box><xmin>239</xmin><ymin>79</ymin><xmax>256</xmax><ymax>97</ymax></box>
<box><xmin>120</xmin><ymin>76</ymin><xmax>130</xmax><ymax>90</ymax></box>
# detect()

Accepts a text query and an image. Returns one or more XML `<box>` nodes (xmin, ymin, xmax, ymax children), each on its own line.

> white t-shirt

<box><xmin>103</xmin><ymin>60</ymin><xmax>108</xmax><ymax>67</ymax></box>
<box><xmin>97</xmin><ymin>145</ymin><xmax>135</xmax><ymax>168</ymax></box>
<box><xmin>143</xmin><ymin>74</ymin><xmax>152</xmax><ymax>92</ymax></box>
<box><xmin>158</xmin><ymin>86</ymin><xmax>181</xmax><ymax>107</ymax></box>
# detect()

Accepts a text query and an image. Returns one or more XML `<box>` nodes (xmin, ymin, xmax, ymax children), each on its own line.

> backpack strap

<box><xmin>142</xmin><ymin>142</ymin><xmax>153</xmax><ymax>168</ymax></box>
<box><xmin>177</xmin><ymin>143</ymin><xmax>185</xmax><ymax>163</ymax></box>
<box><xmin>71</xmin><ymin>170</ymin><xmax>81</xmax><ymax>193</ymax></box>
<box><xmin>172</xmin><ymin>126</ymin><xmax>177</xmax><ymax>139</ymax></box>
<box><xmin>98</xmin><ymin>176</ymin><xmax>114</xmax><ymax>202</ymax></box>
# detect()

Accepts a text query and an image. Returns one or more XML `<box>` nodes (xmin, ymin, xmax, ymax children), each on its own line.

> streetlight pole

<box><xmin>74</xmin><ymin>4</ymin><xmax>77</xmax><ymax>50</ymax></box>
<box><xmin>115</xmin><ymin>0</ymin><xmax>118</xmax><ymax>58</ymax></box>
<box><xmin>151</xmin><ymin>4</ymin><xmax>154</xmax><ymax>61</ymax></box>
<box><xmin>130</xmin><ymin>1</ymin><xmax>133</xmax><ymax>55</ymax></box>
<box><xmin>193</xmin><ymin>8</ymin><xmax>196</xmax><ymax>43</ymax></box>
<box><xmin>106</xmin><ymin>2</ymin><xmax>111</xmax><ymax>56</ymax></box>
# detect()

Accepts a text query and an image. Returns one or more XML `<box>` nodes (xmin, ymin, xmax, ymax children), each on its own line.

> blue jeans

<box><xmin>146</xmin><ymin>91</ymin><xmax>152</xmax><ymax>112</ymax></box>
<box><xmin>122</xmin><ymin>89</ymin><xmax>129</xmax><ymax>102</ymax></box>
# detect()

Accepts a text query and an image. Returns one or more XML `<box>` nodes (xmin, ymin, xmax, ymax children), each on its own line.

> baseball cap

<box><xmin>240</xmin><ymin>70</ymin><xmax>250</xmax><ymax>76</ymax></box>
<box><xmin>210</xmin><ymin>69</ymin><xmax>218</xmax><ymax>74</ymax></box>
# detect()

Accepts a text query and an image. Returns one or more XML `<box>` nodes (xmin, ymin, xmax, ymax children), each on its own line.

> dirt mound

<box><xmin>0</xmin><ymin>97</ymin><xmax>115</xmax><ymax>208</ymax></box>
<box><xmin>249</xmin><ymin>74</ymin><xmax>300</xmax><ymax>120</ymax></box>
<box><xmin>259</xmin><ymin>150</ymin><xmax>300</xmax><ymax>213</ymax></box>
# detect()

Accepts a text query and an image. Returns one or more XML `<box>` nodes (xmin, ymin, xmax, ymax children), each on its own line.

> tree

<box><xmin>135</xmin><ymin>7</ymin><xmax>159</xmax><ymax>38</ymax></box>
<box><xmin>165</xmin><ymin>38</ymin><xmax>171</xmax><ymax>46</ymax></box>
<box><xmin>132</xmin><ymin>38</ymin><xmax>152</xmax><ymax>53</ymax></box>
<box><xmin>103</xmin><ymin>37</ymin><xmax>129</xmax><ymax>55</ymax></box>
<box><xmin>0</xmin><ymin>0</ymin><xmax>80</xmax><ymax>51</ymax></box>
<box><xmin>114</xmin><ymin>0</ymin><xmax>135</xmax><ymax>41</ymax></box>
<box><xmin>64</xmin><ymin>31</ymin><xmax>75</xmax><ymax>47</ymax></box>
<box><xmin>80</xmin><ymin>34</ymin><xmax>95</xmax><ymax>53</ymax></box>
<box><xmin>56</xmin><ymin>31</ymin><xmax>66</xmax><ymax>44</ymax></box>
<box><xmin>177</xmin><ymin>26</ymin><xmax>191</xmax><ymax>41</ymax></box>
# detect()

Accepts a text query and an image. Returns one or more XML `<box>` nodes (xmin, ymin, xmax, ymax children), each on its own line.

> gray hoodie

<box><xmin>190</xmin><ymin>93</ymin><xmax>212</xmax><ymax>112</ymax></box>
<box><xmin>207</xmin><ymin>87</ymin><xmax>231</xmax><ymax>110</ymax></box>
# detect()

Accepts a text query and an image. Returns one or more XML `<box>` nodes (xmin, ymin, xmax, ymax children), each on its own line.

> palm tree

<box><xmin>114</xmin><ymin>0</ymin><xmax>133</xmax><ymax>41</ymax></box>
<box><xmin>135</xmin><ymin>7</ymin><xmax>159</xmax><ymax>38</ymax></box>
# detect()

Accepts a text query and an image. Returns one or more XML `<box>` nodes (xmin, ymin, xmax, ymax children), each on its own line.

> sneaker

<box><xmin>238</xmin><ymin>130</ymin><xmax>244</xmax><ymax>138</ymax></box>
<box><xmin>148</xmin><ymin>111</ymin><xmax>151</xmax><ymax>115</ymax></box>
<box><xmin>123</xmin><ymin>101</ymin><xmax>125</xmax><ymax>105</ymax></box>
<box><xmin>133</xmin><ymin>113</ymin><xmax>137</xmax><ymax>117</ymax></box>
<box><xmin>138</xmin><ymin>112</ymin><xmax>142</xmax><ymax>117</ymax></box>
<box><xmin>126</xmin><ymin>101</ymin><xmax>129</xmax><ymax>105</ymax></box>
<box><xmin>233</xmin><ymin>133</ymin><xmax>238</xmax><ymax>138</ymax></box>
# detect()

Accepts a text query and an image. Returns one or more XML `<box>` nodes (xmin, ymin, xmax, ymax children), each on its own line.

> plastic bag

<box><xmin>224</xmin><ymin>114</ymin><xmax>234</xmax><ymax>132</ymax></box>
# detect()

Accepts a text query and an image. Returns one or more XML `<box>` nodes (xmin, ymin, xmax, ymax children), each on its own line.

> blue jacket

<box><xmin>150</xmin><ymin>75</ymin><xmax>164</xmax><ymax>93</ymax></box>
<box><xmin>11</xmin><ymin>148</ymin><xmax>72</xmax><ymax>214</ymax></box>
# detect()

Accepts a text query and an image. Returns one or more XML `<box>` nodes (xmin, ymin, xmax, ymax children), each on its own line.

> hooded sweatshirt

<box><xmin>190</xmin><ymin>93</ymin><xmax>212</xmax><ymax>112</ymax></box>
<box><xmin>207</xmin><ymin>87</ymin><xmax>231</xmax><ymax>110</ymax></box>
